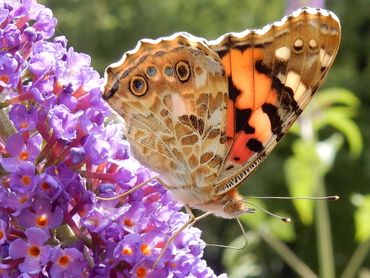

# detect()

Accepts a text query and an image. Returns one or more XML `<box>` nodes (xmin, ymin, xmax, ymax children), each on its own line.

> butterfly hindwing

<box><xmin>210</xmin><ymin>8</ymin><xmax>341</xmax><ymax>193</ymax></box>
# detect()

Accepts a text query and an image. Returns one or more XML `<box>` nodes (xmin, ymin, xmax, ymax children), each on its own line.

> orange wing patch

<box><xmin>222</xmin><ymin>48</ymin><xmax>273</xmax><ymax>110</ymax></box>
<box><xmin>221</xmin><ymin>47</ymin><xmax>279</xmax><ymax>164</ymax></box>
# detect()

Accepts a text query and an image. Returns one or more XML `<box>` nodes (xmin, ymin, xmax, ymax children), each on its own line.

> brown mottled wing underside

<box><xmin>210</xmin><ymin>7</ymin><xmax>341</xmax><ymax>194</ymax></box>
<box><xmin>103</xmin><ymin>34</ymin><xmax>230</xmax><ymax>204</ymax></box>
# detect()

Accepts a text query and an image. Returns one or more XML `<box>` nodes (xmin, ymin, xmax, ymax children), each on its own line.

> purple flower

<box><xmin>18</xmin><ymin>198</ymin><xmax>63</xmax><ymax>229</ymax></box>
<box><xmin>0</xmin><ymin>0</ymin><xmax>222</xmax><ymax>276</ymax></box>
<box><xmin>36</xmin><ymin>172</ymin><xmax>62</xmax><ymax>200</ymax></box>
<box><xmin>1</xmin><ymin>133</ymin><xmax>41</xmax><ymax>171</ymax></box>
<box><xmin>0</xmin><ymin>52</ymin><xmax>22</xmax><ymax>89</ymax></box>
<box><xmin>0</xmin><ymin>219</ymin><xmax>7</xmax><ymax>245</ymax></box>
<box><xmin>50</xmin><ymin>247</ymin><xmax>87</xmax><ymax>277</ymax></box>
<box><xmin>119</xmin><ymin>202</ymin><xmax>149</xmax><ymax>233</ymax></box>
<box><xmin>32</xmin><ymin>6</ymin><xmax>57</xmax><ymax>38</ymax></box>
<box><xmin>1</xmin><ymin>24</ymin><xmax>21</xmax><ymax>48</ymax></box>
<box><xmin>28</xmin><ymin>51</ymin><xmax>56</xmax><ymax>78</ymax></box>
<box><xmin>114</xmin><ymin>233</ymin><xmax>142</xmax><ymax>264</ymax></box>
<box><xmin>48</xmin><ymin>104</ymin><xmax>78</xmax><ymax>141</ymax></box>
<box><xmin>9</xmin><ymin>228</ymin><xmax>52</xmax><ymax>274</ymax></box>
<box><xmin>9</xmin><ymin>162</ymin><xmax>36</xmax><ymax>193</ymax></box>
<box><xmin>84</xmin><ymin>133</ymin><xmax>111</xmax><ymax>164</ymax></box>
<box><xmin>0</xmin><ymin>190</ymin><xmax>33</xmax><ymax>216</ymax></box>
<box><xmin>286</xmin><ymin>0</ymin><xmax>325</xmax><ymax>13</ymax></box>
<box><xmin>83</xmin><ymin>207</ymin><xmax>109</xmax><ymax>233</ymax></box>
<box><xmin>9</xmin><ymin>104</ymin><xmax>39</xmax><ymax>132</ymax></box>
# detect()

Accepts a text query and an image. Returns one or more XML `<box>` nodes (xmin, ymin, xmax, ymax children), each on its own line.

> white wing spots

<box><xmin>309</xmin><ymin>38</ymin><xmax>318</xmax><ymax>49</ymax></box>
<box><xmin>285</xmin><ymin>71</ymin><xmax>301</xmax><ymax>92</ymax></box>
<box><xmin>293</xmin><ymin>38</ymin><xmax>304</xmax><ymax>53</ymax></box>
<box><xmin>171</xmin><ymin>93</ymin><xmax>188</xmax><ymax>116</ymax></box>
<box><xmin>295</xmin><ymin>81</ymin><xmax>307</xmax><ymax>102</ymax></box>
<box><xmin>284</xmin><ymin>71</ymin><xmax>308</xmax><ymax>103</ymax></box>
<box><xmin>284</xmin><ymin>71</ymin><xmax>307</xmax><ymax>103</ymax></box>
<box><xmin>275</xmin><ymin>46</ymin><xmax>291</xmax><ymax>61</ymax></box>
<box><xmin>320</xmin><ymin>48</ymin><xmax>333</xmax><ymax>68</ymax></box>
<box><xmin>194</xmin><ymin>65</ymin><xmax>207</xmax><ymax>88</ymax></box>
<box><xmin>294</xmin><ymin>38</ymin><xmax>304</xmax><ymax>48</ymax></box>
<box><xmin>276</xmin><ymin>72</ymin><xmax>286</xmax><ymax>83</ymax></box>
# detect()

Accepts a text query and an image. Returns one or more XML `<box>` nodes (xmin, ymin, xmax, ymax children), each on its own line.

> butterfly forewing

<box><xmin>209</xmin><ymin>8</ymin><xmax>340</xmax><ymax>194</ymax></box>
<box><xmin>104</xmin><ymin>34</ymin><xmax>231</xmax><ymax>204</ymax></box>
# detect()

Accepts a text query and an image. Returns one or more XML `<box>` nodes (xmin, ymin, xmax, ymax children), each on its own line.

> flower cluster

<box><xmin>0</xmin><ymin>1</ymin><xmax>224</xmax><ymax>277</ymax></box>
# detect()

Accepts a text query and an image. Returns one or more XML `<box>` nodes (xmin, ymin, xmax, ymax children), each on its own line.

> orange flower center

<box><xmin>122</xmin><ymin>246</ymin><xmax>133</xmax><ymax>256</ymax></box>
<box><xmin>21</xmin><ymin>175</ymin><xmax>32</xmax><ymax>186</ymax></box>
<box><xmin>41</xmin><ymin>182</ymin><xmax>50</xmax><ymax>190</ymax></box>
<box><xmin>124</xmin><ymin>218</ymin><xmax>133</xmax><ymax>227</ymax></box>
<box><xmin>19</xmin><ymin>122</ymin><xmax>29</xmax><ymax>129</ymax></box>
<box><xmin>19</xmin><ymin>196</ymin><xmax>29</xmax><ymax>204</ymax></box>
<box><xmin>136</xmin><ymin>267</ymin><xmax>147</xmax><ymax>278</ymax></box>
<box><xmin>36</xmin><ymin>214</ymin><xmax>48</xmax><ymax>227</ymax></box>
<box><xmin>0</xmin><ymin>231</ymin><xmax>4</xmax><ymax>240</ymax></box>
<box><xmin>58</xmin><ymin>255</ymin><xmax>70</xmax><ymax>266</ymax></box>
<box><xmin>89</xmin><ymin>218</ymin><xmax>99</xmax><ymax>227</ymax></box>
<box><xmin>0</xmin><ymin>75</ymin><xmax>9</xmax><ymax>84</ymax></box>
<box><xmin>140</xmin><ymin>244</ymin><xmax>151</xmax><ymax>256</ymax></box>
<box><xmin>28</xmin><ymin>246</ymin><xmax>40</xmax><ymax>257</ymax></box>
<box><xmin>19</xmin><ymin>151</ymin><xmax>29</xmax><ymax>161</ymax></box>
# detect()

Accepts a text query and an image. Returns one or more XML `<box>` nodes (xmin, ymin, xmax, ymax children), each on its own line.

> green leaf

<box><xmin>239</xmin><ymin>201</ymin><xmax>295</xmax><ymax>241</ymax></box>
<box><xmin>269</xmin><ymin>216</ymin><xmax>296</xmax><ymax>241</ymax></box>
<box><xmin>223</xmin><ymin>233</ymin><xmax>263</xmax><ymax>278</ymax></box>
<box><xmin>353</xmin><ymin>194</ymin><xmax>370</xmax><ymax>242</ymax></box>
<box><xmin>314</xmin><ymin>87</ymin><xmax>360</xmax><ymax>108</ymax></box>
<box><xmin>284</xmin><ymin>140</ymin><xmax>320</xmax><ymax>225</ymax></box>
<box><xmin>326</xmin><ymin>116</ymin><xmax>363</xmax><ymax>158</ymax></box>
<box><xmin>316</xmin><ymin>133</ymin><xmax>344</xmax><ymax>170</ymax></box>
<box><xmin>239</xmin><ymin>200</ymin><xmax>268</xmax><ymax>229</ymax></box>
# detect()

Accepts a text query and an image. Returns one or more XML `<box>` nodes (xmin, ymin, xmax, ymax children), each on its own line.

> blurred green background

<box><xmin>39</xmin><ymin>0</ymin><xmax>370</xmax><ymax>277</ymax></box>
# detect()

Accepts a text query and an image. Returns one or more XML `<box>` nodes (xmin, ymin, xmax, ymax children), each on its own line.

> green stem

<box><xmin>259</xmin><ymin>228</ymin><xmax>318</xmax><ymax>278</ymax></box>
<box><xmin>315</xmin><ymin>178</ymin><xmax>336</xmax><ymax>278</ymax></box>
<box><xmin>0</xmin><ymin>108</ymin><xmax>16</xmax><ymax>140</ymax></box>
<box><xmin>341</xmin><ymin>237</ymin><xmax>370</xmax><ymax>278</ymax></box>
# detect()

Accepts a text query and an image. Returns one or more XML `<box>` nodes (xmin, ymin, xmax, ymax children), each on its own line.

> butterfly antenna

<box><xmin>243</xmin><ymin>195</ymin><xmax>340</xmax><ymax>222</ymax></box>
<box><xmin>243</xmin><ymin>200</ymin><xmax>291</xmax><ymax>223</ymax></box>
<box><xmin>247</xmin><ymin>195</ymin><xmax>340</xmax><ymax>201</ymax></box>
<box><xmin>205</xmin><ymin>218</ymin><xmax>249</xmax><ymax>250</ymax></box>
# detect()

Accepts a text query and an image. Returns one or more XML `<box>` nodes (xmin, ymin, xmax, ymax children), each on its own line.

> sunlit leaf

<box><xmin>325</xmin><ymin>116</ymin><xmax>363</xmax><ymax>158</ymax></box>
<box><xmin>223</xmin><ymin>232</ymin><xmax>263</xmax><ymax>278</ymax></box>
<box><xmin>239</xmin><ymin>200</ymin><xmax>268</xmax><ymax>229</ymax></box>
<box><xmin>352</xmin><ymin>194</ymin><xmax>370</xmax><ymax>242</ymax></box>
<box><xmin>316</xmin><ymin>133</ymin><xmax>344</xmax><ymax>170</ymax></box>
<box><xmin>314</xmin><ymin>87</ymin><xmax>360</xmax><ymax>108</ymax></box>
<box><xmin>269</xmin><ymin>216</ymin><xmax>296</xmax><ymax>241</ymax></box>
<box><xmin>284</xmin><ymin>140</ymin><xmax>320</xmax><ymax>225</ymax></box>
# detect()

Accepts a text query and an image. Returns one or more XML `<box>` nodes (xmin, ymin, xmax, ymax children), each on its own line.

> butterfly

<box><xmin>102</xmin><ymin>7</ymin><xmax>340</xmax><ymax>221</ymax></box>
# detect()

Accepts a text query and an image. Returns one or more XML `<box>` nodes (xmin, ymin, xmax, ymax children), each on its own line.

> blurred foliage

<box><xmin>39</xmin><ymin>0</ymin><xmax>370</xmax><ymax>277</ymax></box>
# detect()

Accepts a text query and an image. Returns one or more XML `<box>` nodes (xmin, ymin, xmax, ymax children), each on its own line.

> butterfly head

<box><xmin>192</xmin><ymin>188</ymin><xmax>254</xmax><ymax>219</ymax></box>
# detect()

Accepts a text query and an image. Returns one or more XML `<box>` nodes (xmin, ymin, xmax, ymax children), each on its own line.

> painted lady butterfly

<box><xmin>103</xmin><ymin>8</ymin><xmax>340</xmax><ymax>221</ymax></box>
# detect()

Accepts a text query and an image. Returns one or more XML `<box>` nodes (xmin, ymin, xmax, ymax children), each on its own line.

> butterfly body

<box><xmin>103</xmin><ymin>7</ymin><xmax>340</xmax><ymax>219</ymax></box>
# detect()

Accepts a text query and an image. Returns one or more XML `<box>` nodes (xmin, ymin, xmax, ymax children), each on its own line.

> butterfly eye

<box><xmin>292</xmin><ymin>38</ymin><xmax>304</xmax><ymax>53</ymax></box>
<box><xmin>164</xmin><ymin>65</ymin><xmax>174</xmax><ymax>77</ymax></box>
<box><xmin>194</xmin><ymin>65</ymin><xmax>204</xmax><ymax>76</ymax></box>
<box><xmin>146</xmin><ymin>66</ymin><xmax>157</xmax><ymax>78</ymax></box>
<box><xmin>129</xmin><ymin>76</ymin><xmax>148</xmax><ymax>97</ymax></box>
<box><xmin>175</xmin><ymin>61</ymin><xmax>191</xmax><ymax>82</ymax></box>
<box><xmin>308</xmin><ymin>38</ymin><xmax>319</xmax><ymax>51</ymax></box>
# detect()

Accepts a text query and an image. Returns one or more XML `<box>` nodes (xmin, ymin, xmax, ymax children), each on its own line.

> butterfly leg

<box><xmin>153</xmin><ymin>205</ymin><xmax>212</xmax><ymax>268</ymax></box>
<box><xmin>204</xmin><ymin>218</ymin><xmax>249</xmax><ymax>251</ymax></box>
<box><xmin>96</xmin><ymin>176</ymin><xmax>169</xmax><ymax>201</ymax></box>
